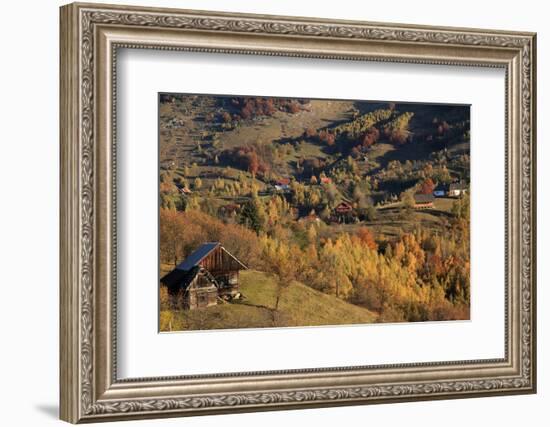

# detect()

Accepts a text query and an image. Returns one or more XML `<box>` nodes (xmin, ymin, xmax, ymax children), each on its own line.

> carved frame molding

<box><xmin>60</xmin><ymin>2</ymin><xmax>536</xmax><ymax>423</ymax></box>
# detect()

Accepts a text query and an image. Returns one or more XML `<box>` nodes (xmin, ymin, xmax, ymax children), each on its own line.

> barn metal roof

<box><xmin>175</xmin><ymin>242</ymin><xmax>221</xmax><ymax>272</ymax></box>
<box><xmin>160</xmin><ymin>265</ymin><xmax>200</xmax><ymax>289</ymax></box>
<box><xmin>160</xmin><ymin>242</ymin><xmax>248</xmax><ymax>289</ymax></box>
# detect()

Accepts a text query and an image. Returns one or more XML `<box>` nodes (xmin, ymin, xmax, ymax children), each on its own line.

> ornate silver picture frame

<box><xmin>60</xmin><ymin>2</ymin><xmax>536</xmax><ymax>423</ymax></box>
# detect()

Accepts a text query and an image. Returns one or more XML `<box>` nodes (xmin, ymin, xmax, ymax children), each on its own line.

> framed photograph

<box><xmin>60</xmin><ymin>2</ymin><xmax>537</xmax><ymax>423</ymax></box>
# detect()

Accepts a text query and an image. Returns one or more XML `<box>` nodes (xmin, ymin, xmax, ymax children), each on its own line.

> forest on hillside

<box><xmin>159</xmin><ymin>94</ymin><xmax>470</xmax><ymax>327</ymax></box>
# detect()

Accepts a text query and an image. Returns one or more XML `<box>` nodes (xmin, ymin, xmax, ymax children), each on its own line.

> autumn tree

<box><xmin>223</xmin><ymin>144</ymin><xmax>273</xmax><ymax>177</ymax></box>
<box><xmin>360</xmin><ymin>126</ymin><xmax>380</xmax><ymax>148</ymax></box>
<box><xmin>356</xmin><ymin>227</ymin><xmax>377</xmax><ymax>250</ymax></box>
<box><xmin>260</xmin><ymin>237</ymin><xmax>299</xmax><ymax>325</ymax></box>
<box><xmin>317</xmin><ymin>130</ymin><xmax>336</xmax><ymax>146</ymax></box>
<box><xmin>419</xmin><ymin>178</ymin><xmax>436</xmax><ymax>195</ymax></box>
<box><xmin>451</xmin><ymin>192</ymin><xmax>470</xmax><ymax>221</ymax></box>
<box><xmin>159</xmin><ymin>208</ymin><xmax>187</xmax><ymax>267</ymax></box>
<box><xmin>304</xmin><ymin>127</ymin><xmax>317</xmax><ymax>138</ymax></box>
<box><xmin>193</xmin><ymin>177</ymin><xmax>202</xmax><ymax>190</ymax></box>
<box><xmin>401</xmin><ymin>191</ymin><xmax>416</xmax><ymax>211</ymax></box>
<box><xmin>218</xmin><ymin>222</ymin><xmax>262</xmax><ymax>268</ymax></box>
<box><xmin>288</xmin><ymin>101</ymin><xmax>301</xmax><ymax>114</ymax></box>
<box><xmin>346</xmin><ymin>156</ymin><xmax>358</xmax><ymax>174</ymax></box>
<box><xmin>319</xmin><ymin>238</ymin><xmax>353</xmax><ymax>299</ymax></box>
<box><xmin>325</xmin><ymin>183</ymin><xmax>339</xmax><ymax>208</ymax></box>
<box><xmin>221</xmin><ymin>111</ymin><xmax>232</xmax><ymax>123</ymax></box>
<box><xmin>307</xmin><ymin>224</ymin><xmax>318</xmax><ymax>244</ymax></box>
<box><xmin>384</xmin><ymin>112</ymin><xmax>414</xmax><ymax>144</ymax></box>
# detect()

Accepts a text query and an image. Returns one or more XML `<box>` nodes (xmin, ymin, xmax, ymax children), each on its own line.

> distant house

<box><xmin>335</xmin><ymin>201</ymin><xmax>353</xmax><ymax>214</ymax></box>
<box><xmin>433</xmin><ymin>184</ymin><xmax>448</xmax><ymax>198</ymax></box>
<box><xmin>413</xmin><ymin>194</ymin><xmax>435</xmax><ymax>209</ymax></box>
<box><xmin>448</xmin><ymin>181</ymin><xmax>468</xmax><ymax>197</ymax></box>
<box><xmin>273</xmin><ymin>178</ymin><xmax>291</xmax><ymax>192</ymax></box>
<box><xmin>179</xmin><ymin>186</ymin><xmax>192</xmax><ymax>195</ymax></box>
<box><xmin>160</xmin><ymin>242</ymin><xmax>247</xmax><ymax>310</ymax></box>
<box><xmin>334</xmin><ymin>201</ymin><xmax>354</xmax><ymax>223</ymax></box>
<box><xmin>274</xmin><ymin>184</ymin><xmax>289</xmax><ymax>192</ymax></box>
<box><xmin>320</xmin><ymin>177</ymin><xmax>332</xmax><ymax>185</ymax></box>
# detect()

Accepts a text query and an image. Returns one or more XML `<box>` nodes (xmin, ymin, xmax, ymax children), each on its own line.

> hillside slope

<box><xmin>160</xmin><ymin>270</ymin><xmax>377</xmax><ymax>332</ymax></box>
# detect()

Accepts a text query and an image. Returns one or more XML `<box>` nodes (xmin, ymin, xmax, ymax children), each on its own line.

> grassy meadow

<box><xmin>160</xmin><ymin>270</ymin><xmax>377</xmax><ymax>331</ymax></box>
<box><xmin>159</xmin><ymin>94</ymin><xmax>471</xmax><ymax>331</ymax></box>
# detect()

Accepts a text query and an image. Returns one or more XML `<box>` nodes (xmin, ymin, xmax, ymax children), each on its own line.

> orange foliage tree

<box><xmin>356</xmin><ymin>227</ymin><xmax>378</xmax><ymax>251</ymax></box>
<box><xmin>159</xmin><ymin>208</ymin><xmax>262</xmax><ymax>269</ymax></box>
<box><xmin>418</xmin><ymin>178</ymin><xmax>436</xmax><ymax>195</ymax></box>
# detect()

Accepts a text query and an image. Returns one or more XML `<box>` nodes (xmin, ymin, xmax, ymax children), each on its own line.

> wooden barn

<box><xmin>160</xmin><ymin>242</ymin><xmax>247</xmax><ymax>310</ymax></box>
<box><xmin>448</xmin><ymin>181</ymin><xmax>468</xmax><ymax>197</ymax></box>
<box><xmin>334</xmin><ymin>201</ymin><xmax>354</xmax><ymax>223</ymax></box>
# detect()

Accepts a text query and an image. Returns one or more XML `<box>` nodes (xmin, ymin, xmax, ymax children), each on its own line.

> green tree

<box><xmin>175</xmin><ymin>195</ymin><xmax>187</xmax><ymax>212</ymax></box>
<box><xmin>240</xmin><ymin>197</ymin><xmax>262</xmax><ymax>233</ymax></box>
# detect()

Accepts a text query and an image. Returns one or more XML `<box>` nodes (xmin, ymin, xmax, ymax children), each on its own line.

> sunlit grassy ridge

<box><xmin>160</xmin><ymin>270</ymin><xmax>377</xmax><ymax>332</ymax></box>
